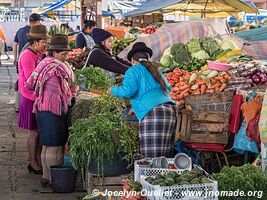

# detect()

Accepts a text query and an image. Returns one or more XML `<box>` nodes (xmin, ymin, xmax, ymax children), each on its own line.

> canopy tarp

<box><xmin>108</xmin><ymin>1</ymin><xmax>140</xmax><ymax>14</ymax></box>
<box><xmin>235</xmin><ymin>25</ymin><xmax>267</xmax><ymax>41</ymax></box>
<box><xmin>118</xmin><ymin>18</ymin><xmax>267</xmax><ymax>61</ymax></box>
<box><xmin>123</xmin><ymin>0</ymin><xmax>258</xmax><ymax>18</ymax></box>
<box><xmin>39</xmin><ymin>0</ymin><xmax>72</xmax><ymax>14</ymax></box>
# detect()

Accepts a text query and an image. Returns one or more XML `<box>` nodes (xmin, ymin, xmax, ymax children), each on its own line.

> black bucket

<box><xmin>50</xmin><ymin>165</ymin><xmax>77</xmax><ymax>193</ymax></box>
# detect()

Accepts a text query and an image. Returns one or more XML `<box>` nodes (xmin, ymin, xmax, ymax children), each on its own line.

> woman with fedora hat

<box><xmin>111</xmin><ymin>42</ymin><xmax>177</xmax><ymax>158</ymax></box>
<box><xmin>26</xmin><ymin>34</ymin><xmax>78</xmax><ymax>187</ymax></box>
<box><xmin>84</xmin><ymin>28</ymin><xmax>131</xmax><ymax>74</ymax></box>
<box><xmin>18</xmin><ymin>24</ymin><xmax>50</xmax><ymax>175</ymax></box>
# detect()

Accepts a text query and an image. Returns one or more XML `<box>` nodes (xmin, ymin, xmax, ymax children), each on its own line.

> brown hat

<box><xmin>49</xmin><ymin>34</ymin><xmax>71</xmax><ymax>51</ymax></box>
<box><xmin>28</xmin><ymin>25</ymin><xmax>50</xmax><ymax>39</ymax></box>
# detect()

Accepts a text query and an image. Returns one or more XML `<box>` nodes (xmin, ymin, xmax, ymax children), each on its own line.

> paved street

<box><xmin>0</xmin><ymin>57</ymin><xmax>85</xmax><ymax>200</ymax></box>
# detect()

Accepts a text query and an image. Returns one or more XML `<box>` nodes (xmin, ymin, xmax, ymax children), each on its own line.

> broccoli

<box><xmin>171</xmin><ymin>43</ymin><xmax>190</xmax><ymax>67</ymax></box>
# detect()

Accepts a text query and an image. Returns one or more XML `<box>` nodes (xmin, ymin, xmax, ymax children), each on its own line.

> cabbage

<box><xmin>163</xmin><ymin>47</ymin><xmax>172</xmax><ymax>56</ymax></box>
<box><xmin>221</xmin><ymin>39</ymin><xmax>239</xmax><ymax>51</ymax></box>
<box><xmin>191</xmin><ymin>50</ymin><xmax>210</xmax><ymax>61</ymax></box>
<box><xmin>160</xmin><ymin>55</ymin><xmax>171</xmax><ymax>67</ymax></box>
<box><xmin>186</xmin><ymin>38</ymin><xmax>202</xmax><ymax>54</ymax></box>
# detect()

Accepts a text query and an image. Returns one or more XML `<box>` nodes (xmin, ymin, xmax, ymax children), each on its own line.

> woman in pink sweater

<box><xmin>26</xmin><ymin>34</ymin><xmax>78</xmax><ymax>187</ymax></box>
<box><xmin>18</xmin><ymin>25</ymin><xmax>50</xmax><ymax>174</ymax></box>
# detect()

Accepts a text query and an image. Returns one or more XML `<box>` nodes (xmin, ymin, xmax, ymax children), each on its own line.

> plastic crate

<box><xmin>134</xmin><ymin>158</ymin><xmax>192</xmax><ymax>183</ymax></box>
<box><xmin>140</xmin><ymin>175</ymin><xmax>218</xmax><ymax>200</ymax></box>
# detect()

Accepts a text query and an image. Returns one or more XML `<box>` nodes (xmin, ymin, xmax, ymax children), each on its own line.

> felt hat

<box><xmin>127</xmin><ymin>42</ymin><xmax>153</xmax><ymax>61</ymax></box>
<box><xmin>92</xmin><ymin>28</ymin><xmax>113</xmax><ymax>43</ymax></box>
<box><xmin>49</xmin><ymin>34</ymin><xmax>71</xmax><ymax>51</ymax></box>
<box><xmin>28</xmin><ymin>24</ymin><xmax>50</xmax><ymax>39</ymax></box>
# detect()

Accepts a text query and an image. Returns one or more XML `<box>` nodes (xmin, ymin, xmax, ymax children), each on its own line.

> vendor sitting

<box><xmin>84</xmin><ymin>28</ymin><xmax>131</xmax><ymax>74</ymax></box>
<box><xmin>110</xmin><ymin>42</ymin><xmax>177</xmax><ymax>158</ymax></box>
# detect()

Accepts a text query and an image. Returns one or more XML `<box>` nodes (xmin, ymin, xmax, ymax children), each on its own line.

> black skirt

<box><xmin>37</xmin><ymin>111</ymin><xmax>68</xmax><ymax>146</ymax></box>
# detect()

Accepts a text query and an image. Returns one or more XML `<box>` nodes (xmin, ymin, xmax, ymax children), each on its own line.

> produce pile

<box><xmin>167</xmin><ymin>68</ymin><xmax>231</xmax><ymax>102</ymax></box>
<box><xmin>160</xmin><ymin>37</ymin><xmax>238</xmax><ymax>71</ymax></box>
<box><xmin>226</xmin><ymin>60</ymin><xmax>267</xmax><ymax>91</ymax></box>
<box><xmin>120</xmin><ymin>176</ymin><xmax>146</xmax><ymax>200</ymax></box>
<box><xmin>69</xmin><ymin>95</ymin><xmax>139</xmax><ymax>177</ymax></box>
<box><xmin>143</xmin><ymin>167</ymin><xmax>213</xmax><ymax>187</ymax></box>
<box><xmin>67</xmin><ymin>48</ymin><xmax>90</xmax><ymax>69</ymax></box>
<box><xmin>113</xmin><ymin>38</ymin><xmax>136</xmax><ymax>56</ymax></box>
<box><xmin>212</xmin><ymin>165</ymin><xmax>267</xmax><ymax>200</ymax></box>
<box><xmin>75</xmin><ymin>66</ymin><xmax>113</xmax><ymax>91</ymax></box>
<box><xmin>139</xmin><ymin>26</ymin><xmax>159</xmax><ymax>34</ymax></box>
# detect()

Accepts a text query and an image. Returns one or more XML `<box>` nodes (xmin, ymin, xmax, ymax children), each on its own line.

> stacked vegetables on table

<box><xmin>144</xmin><ymin>167</ymin><xmax>213</xmax><ymax>187</ymax></box>
<box><xmin>160</xmin><ymin>37</ymin><xmax>238</xmax><ymax>72</ymax></box>
<box><xmin>67</xmin><ymin>48</ymin><xmax>90</xmax><ymax>69</ymax></box>
<box><xmin>113</xmin><ymin>38</ymin><xmax>136</xmax><ymax>56</ymax></box>
<box><xmin>140</xmin><ymin>26</ymin><xmax>159</xmax><ymax>34</ymax></box>
<box><xmin>167</xmin><ymin>68</ymin><xmax>231</xmax><ymax>102</ymax></box>
<box><xmin>226</xmin><ymin>61</ymin><xmax>267</xmax><ymax>91</ymax></box>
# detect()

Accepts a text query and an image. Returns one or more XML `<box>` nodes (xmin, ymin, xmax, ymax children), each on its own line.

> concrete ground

<box><xmin>0</xmin><ymin>56</ymin><xmax>85</xmax><ymax>200</ymax></box>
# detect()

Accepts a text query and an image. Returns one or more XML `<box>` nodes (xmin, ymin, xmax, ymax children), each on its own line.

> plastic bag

<box><xmin>246</xmin><ymin>113</ymin><xmax>260</xmax><ymax>143</ymax></box>
<box><xmin>233</xmin><ymin>120</ymin><xmax>259</xmax><ymax>154</ymax></box>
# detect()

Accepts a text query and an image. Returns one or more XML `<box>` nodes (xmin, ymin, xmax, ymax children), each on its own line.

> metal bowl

<box><xmin>174</xmin><ymin>153</ymin><xmax>192</xmax><ymax>170</ymax></box>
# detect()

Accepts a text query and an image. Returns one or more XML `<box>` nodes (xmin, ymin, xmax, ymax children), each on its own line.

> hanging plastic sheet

<box><xmin>233</xmin><ymin>93</ymin><xmax>260</xmax><ymax>154</ymax></box>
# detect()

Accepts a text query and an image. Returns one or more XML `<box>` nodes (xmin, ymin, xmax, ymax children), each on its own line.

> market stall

<box><xmin>61</xmin><ymin>15</ymin><xmax>267</xmax><ymax>199</ymax></box>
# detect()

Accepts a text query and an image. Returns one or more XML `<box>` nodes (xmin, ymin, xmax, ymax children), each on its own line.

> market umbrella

<box><xmin>123</xmin><ymin>0</ymin><xmax>258</xmax><ymax>18</ymax></box>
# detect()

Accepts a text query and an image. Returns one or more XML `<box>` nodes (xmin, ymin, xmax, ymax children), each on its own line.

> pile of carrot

<box><xmin>166</xmin><ymin>68</ymin><xmax>231</xmax><ymax>102</ymax></box>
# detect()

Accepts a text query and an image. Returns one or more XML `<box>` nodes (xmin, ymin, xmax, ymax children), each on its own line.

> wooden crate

<box><xmin>177</xmin><ymin>109</ymin><xmax>229</xmax><ymax>144</ymax></box>
<box><xmin>85</xmin><ymin>170</ymin><xmax>131</xmax><ymax>193</ymax></box>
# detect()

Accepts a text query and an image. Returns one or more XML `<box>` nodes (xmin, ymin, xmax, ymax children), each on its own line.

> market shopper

<box><xmin>84</xmin><ymin>28</ymin><xmax>130</xmax><ymax>74</ymax></box>
<box><xmin>75</xmin><ymin>19</ymin><xmax>96</xmax><ymax>49</ymax></box>
<box><xmin>18</xmin><ymin>24</ymin><xmax>50</xmax><ymax>175</ymax></box>
<box><xmin>0</xmin><ymin>25</ymin><xmax>10</xmax><ymax>62</ymax></box>
<box><xmin>25</xmin><ymin>34</ymin><xmax>78</xmax><ymax>187</ymax></box>
<box><xmin>13</xmin><ymin>13</ymin><xmax>43</xmax><ymax>113</ymax></box>
<box><xmin>111</xmin><ymin>42</ymin><xmax>177</xmax><ymax>158</ymax></box>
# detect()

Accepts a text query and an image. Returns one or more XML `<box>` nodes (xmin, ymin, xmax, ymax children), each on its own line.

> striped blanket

<box><xmin>119</xmin><ymin>18</ymin><xmax>267</xmax><ymax>61</ymax></box>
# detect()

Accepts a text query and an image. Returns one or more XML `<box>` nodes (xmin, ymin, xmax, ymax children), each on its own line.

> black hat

<box><xmin>127</xmin><ymin>42</ymin><xmax>153</xmax><ymax>61</ymax></box>
<box><xmin>29</xmin><ymin>13</ymin><xmax>43</xmax><ymax>22</ymax></box>
<box><xmin>92</xmin><ymin>28</ymin><xmax>113</xmax><ymax>43</ymax></box>
<box><xmin>49</xmin><ymin>34</ymin><xmax>71</xmax><ymax>51</ymax></box>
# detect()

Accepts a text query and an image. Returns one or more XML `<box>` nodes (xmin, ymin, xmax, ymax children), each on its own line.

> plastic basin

<box><xmin>207</xmin><ymin>60</ymin><xmax>232</xmax><ymax>71</ymax></box>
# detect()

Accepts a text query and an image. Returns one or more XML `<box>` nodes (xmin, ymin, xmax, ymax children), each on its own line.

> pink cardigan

<box><xmin>18</xmin><ymin>49</ymin><xmax>42</xmax><ymax>101</ymax></box>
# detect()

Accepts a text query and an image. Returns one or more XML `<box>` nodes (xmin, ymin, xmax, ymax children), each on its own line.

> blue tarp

<box><xmin>103</xmin><ymin>10</ymin><xmax>115</xmax><ymax>19</ymax></box>
<box><xmin>39</xmin><ymin>0</ymin><xmax>72</xmax><ymax>14</ymax></box>
<box><xmin>235</xmin><ymin>25</ymin><xmax>267</xmax><ymax>41</ymax></box>
<box><xmin>123</xmin><ymin>0</ymin><xmax>257</xmax><ymax>17</ymax></box>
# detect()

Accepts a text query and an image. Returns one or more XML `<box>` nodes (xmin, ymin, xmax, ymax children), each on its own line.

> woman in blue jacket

<box><xmin>111</xmin><ymin>42</ymin><xmax>177</xmax><ymax>158</ymax></box>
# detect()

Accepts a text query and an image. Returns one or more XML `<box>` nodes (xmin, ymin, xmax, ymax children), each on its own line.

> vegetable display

<box><xmin>69</xmin><ymin>95</ymin><xmax>139</xmax><ymax>178</ymax></box>
<box><xmin>166</xmin><ymin>68</ymin><xmax>231</xmax><ymax>103</ymax></box>
<box><xmin>113</xmin><ymin>38</ymin><xmax>136</xmax><ymax>56</ymax></box>
<box><xmin>75</xmin><ymin>66</ymin><xmax>113</xmax><ymax>90</ymax></box>
<box><xmin>67</xmin><ymin>48</ymin><xmax>90</xmax><ymax>69</ymax></box>
<box><xmin>160</xmin><ymin>37</ymin><xmax>244</xmax><ymax>72</ymax></box>
<box><xmin>212</xmin><ymin>165</ymin><xmax>267</xmax><ymax>200</ymax></box>
<box><xmin>226</xmin><ymin>61</ymin><xmax>267</xmax><ymax>91</ymax></box>
<box><xmin>140</xmin><ymin>26</ymin><xmax>159</xmax><ymax>34</ymax></box>
<box><xmin>144</xmin><ymin>168</ymin><xmax>212</xmax><ymax>187</ymax></box>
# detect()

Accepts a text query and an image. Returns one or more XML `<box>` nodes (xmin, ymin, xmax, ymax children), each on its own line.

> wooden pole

<box><xmin>96</xmin><ymin>0</ymin><xmax>102</xmax><ymax>28</ymax></box>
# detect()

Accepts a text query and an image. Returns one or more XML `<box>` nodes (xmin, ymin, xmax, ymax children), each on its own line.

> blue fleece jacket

<box><xmin>111</xmin><ymin>63</ymin><xmax>175</xmax><ymax>121</ymax></box>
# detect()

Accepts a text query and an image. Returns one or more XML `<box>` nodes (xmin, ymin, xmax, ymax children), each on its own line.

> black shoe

<box><xmin>27</xmin><ymin>165</ymin><xmax>43</xmax><ymax>175</ymax></box>
<box><xmin>40</xmin><ymin>178</ymin><xmax>51</xmax><ymax>188</ymax></box>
